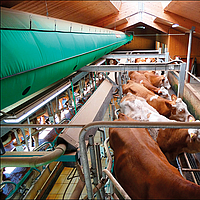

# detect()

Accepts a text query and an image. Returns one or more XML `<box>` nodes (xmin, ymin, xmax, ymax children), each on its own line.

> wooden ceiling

<box><xmin>1</xmin><ymin>1</ymin><xmax>200</xmax><ymax>38</ymax></box>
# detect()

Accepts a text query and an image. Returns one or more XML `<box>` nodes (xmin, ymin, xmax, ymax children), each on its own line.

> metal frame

<box><xmin>81</xmin><ymin>61</ymin><xmax>186</xmax><ymax>99</ymax></box>
<box><xmin>1</xmin><ymin>121</ymin><xmax>200</xmax><ymax>199</ymax></box>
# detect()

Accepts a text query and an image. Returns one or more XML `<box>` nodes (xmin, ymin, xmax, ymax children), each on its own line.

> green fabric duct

<box><xmin>0</xmin><ymin>8</ymin><xmax>132</xmax><ymax>110</ymax></box>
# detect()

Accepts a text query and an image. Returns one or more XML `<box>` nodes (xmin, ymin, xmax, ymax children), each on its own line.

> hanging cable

<box><xmin>45</xmin><ymin>0</ymin><xmax>49</xmax><ymax>17</ymax></box>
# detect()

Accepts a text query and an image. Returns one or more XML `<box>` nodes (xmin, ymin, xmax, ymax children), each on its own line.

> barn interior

<box><xmin>1</xmin><ymin>1</ymin><xmax>200</xmax><ymax>199</ymax></box>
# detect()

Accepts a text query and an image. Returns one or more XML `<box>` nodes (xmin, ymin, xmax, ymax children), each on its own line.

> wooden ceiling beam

<box><xmin>116</xmin><ymin>12</ymin><xmax>170</xmax><ymax>33</ymax></box>
<box><xmin>93</xmin><ymin>2</ymin><xmax>138</xmax><ymax>28</ymax></box>
<box><xmin>158</xmin><ymin>11</ymin><xmax>200</xmax><ymax>34</ymax></box>
<box><xmin>142</xmin><ymin>1</ymin><xmax>200</xmax><ymax>34</ymax></box>
<box><xmin>115</xmin><ymin>13</ymin><xmax>140</xmax><ymax>31</ymax></box>
<box><xmin>105</xmin><ymin>18</ymin><xmax>128</xmax><ymax>29</ymax></box>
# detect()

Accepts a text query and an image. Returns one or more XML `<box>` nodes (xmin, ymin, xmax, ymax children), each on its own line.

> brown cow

<box><xmin>143</xmin><ymin>71</ymin><xmax>167</xmax><ymax>88</ymax></box>
<box><xmin>157</xmin><ymin>128</ymin><xmax>200</xmax><ymax>161</ymax></box>
<box><xmin>109</xmin><ymin>113</ymin><xmax>200</xmax><ymax>199</ymax></box>
<box><xmin>129</xmin><ymin>71</ymin><xmax>161</xmax><ymax>94</ymax></box>
<box><xmin>138</xmin><ymin>71</ymin><xmax>171</xmax><ymax>89</ymax></box>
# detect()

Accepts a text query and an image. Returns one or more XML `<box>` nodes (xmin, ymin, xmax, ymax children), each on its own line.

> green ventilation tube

<box><xmin>0</xmin><ymin>8</ymin><xmax>133</xmax><ymax>110</ymax></box>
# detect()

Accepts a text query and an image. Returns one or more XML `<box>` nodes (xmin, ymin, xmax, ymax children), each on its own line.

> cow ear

<box><xmin>171</xmin><ymin>94</ymin><xmax>177</xmax><ymax>102</ymax></box>
<box><xmin>188</xmin><ymin>115</ymin><xmax>196</xmax><ymax>122</ymax></box>
<box><xmin>165</xmin><ymin>101</ymin><xmax>173</xmax><ymax>109</ymax></box>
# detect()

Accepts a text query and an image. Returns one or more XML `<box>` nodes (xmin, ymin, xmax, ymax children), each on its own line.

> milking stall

<box><xmin>1</xmin><ymin>1</ymin><xmax>200</xmax><ymax>199</ymax></box>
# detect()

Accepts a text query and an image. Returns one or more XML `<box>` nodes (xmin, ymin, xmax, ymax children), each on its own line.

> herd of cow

<box><xmin>109</xmin><ymin>70</ymin><xmax>200</xmax><ymax>199</ymax></box>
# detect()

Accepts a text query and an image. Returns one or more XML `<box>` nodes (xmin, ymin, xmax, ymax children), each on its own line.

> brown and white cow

<box><xmin>120</xmin><ymin>93</ymin><xmax>174</xmax><ymax>122</ymax></box>
<box><xmin>122</xmin><ymin>80</ymin><xmax>195</xmax><ymax>122</ymax></box>
<box><xmin>129</xmin><ymin>71</ymin><xmax>164</xmax><ymax>95</ymax></box>
<box><xmin>122</xmin><ymin>80</ymin><xmax>176</xmax><ymax>118</ymax></box>
<box><xmin>109</xmin><ymin>113</ymin><xmax>200</xmax><ymax>199</ymax></box>
<box><xmin>142</xmin><ymin>71</ymin><xmax>171</xmax><ymax>89</ymax></box>
<box><xmin>157</xmin><ymin>128</ymin><xmax>200</xmax><ymax>161</ymax></box>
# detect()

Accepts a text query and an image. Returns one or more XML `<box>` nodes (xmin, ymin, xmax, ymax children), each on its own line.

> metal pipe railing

<box><xmin>104</xmin><ymin>137</ymin><xmax>131</xmax><ymax>199</ymax></box>
<box><xmin>103</xmin><ymin>169</ymin><xmax>131</xmax><ymax>200</ymax></box>
<box><xmin>95</xmin><ymin>143</ymin><xmax>105</xmax><ymax>199</ymax></box>
<box><xmin>88</xmin><ymin>135</ymin><xmax>101</xmax><ymax>199</ymax></box>
<box><xmin>1</xmin><ymin>144</ymin><xmax>66</xmax><ymax>167</ymax></box>
<box><xmin>184</xmin><ymin>152</ymin><xmax>198</xmax><ymax>185</ymax></box>
<box><xmin>186</xmin><ymin>71</ymin><xmax>200</xmax><ymax>83</ymax></box>
<box><xmin>2</xmin><ymin>121</ymin><xmax>200</xmax><ymax>198</ymax></box>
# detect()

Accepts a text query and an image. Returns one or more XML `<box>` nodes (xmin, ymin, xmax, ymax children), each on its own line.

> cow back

<box><xmin>109</xmin><ymin>113</ymin><xmax>200</xmax><ymax>199</ymax></box>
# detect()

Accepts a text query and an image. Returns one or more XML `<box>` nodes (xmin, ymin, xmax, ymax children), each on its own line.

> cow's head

<box><xmin>188</xmin><ymin>128</ymin><xmax>200</xmax><ymax>142</ymax></box>
<box><xmin>161</xmin><ymin>74</ymin><xmax>171</xmax><ymax>89</ymax></box>
<box><xmin>158</xmin><ymin>87</ymin><xmax>171</xmax><ymax>100</ymax></box>
<box><xmin>169</xmin><ymin>97</ymin><xmax>195</xmax><ymax>122</ymax></box>
<box><xmin>187</xmin><ymin>128</ymin><xmax>200</xmax><ymax>153</ymax></box>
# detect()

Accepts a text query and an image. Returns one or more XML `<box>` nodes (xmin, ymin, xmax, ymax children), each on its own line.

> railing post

<box><xmin>71</xmin><ymin>81</ymin><xmax>77</xmax><ymax>114</ymax></box>
<box><xmin>118</xmin><ymin>72</ymin><xmax>123</xmax><ymax>101</ymax></box>
<box><xmin>89</xmin><ymin>135</ymin><xmax>101</xmax><ymax>199</ymax></box>
<box><xmin>185</xmin><ymin>26</ymin><xmax>195</xmax><ymax>82</ymax></box>
<box><xmin>178</xmin><ymin>62</ymin><xmax>186</xmax><ymax>99</ymax></box>
<box><xmin>95</xmin><ymin>143</ymin><xmax>105</xmax><ymax>199</ymax></box>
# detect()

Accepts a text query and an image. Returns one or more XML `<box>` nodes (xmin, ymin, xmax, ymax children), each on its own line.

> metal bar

<box><xmin>182</xmin><ymin>168</ymin><xmax>200</xmax><ymax>172</ymax></box>
<box><xmin>2</xmin><ymin>121</ymin><xmax>200</xmax><ymax>129</ymax></box>
<box><xmin>1</xmin><ymin>144</ymin><xmax>66</xmax><ymax>168</ymax></box>
<box><xmin>177</xmin><ymin>62</ymin><xmax>186</xmax><ymax>99</ymax></box>
<box><xmin>71</xmin><ymin>81</ymin><xmax>77</xmax><ymax>114</ymax></box>
<box><xmin>21</xmin><ymin>128</ymin><xmax>30</xmax><ymax>151</ymax></box>
<box><xmin>103</xmin><ymin>169</ymin><xmax>131</xmax><ymax>200</ymax></box>
<box><xmin>95</xmin><ymin>143</ymin><xmax>105</xmax><ymax>199</ymax></box>
<box><xmin>185</xmin><ymin>26</ymin><xmax>195</xmax><ymax>82</ymax></box>
<box><xmin>55</xmin><ymin>96</ymin><xmax>58</xmax><ymax>116</ymax></box>
<box><xmin>66</xmin><ymin>88</ymin><xmax>72</xmax><ymax>107</ymax></box>
<box><xmin>184</xmin><ymin>153</ymin><xmax>197</xmax><ymax>184</ymax></box>
<box><xmin>187</xmin><ymin>71</ymin><xmax>200</xmax><ymax>83</ymax></box>
<box><xmin>165</xmin><ymin>52</ymin><xmax>169</xmax><ymax>62</ymax></box>
<box><xmin>72</xmin><ymin>72</ymin><xmax>89</xmax><ymax>85</ymax></box>
<box><xmin>93</xmin><ymin>72</ymin><xmax>97</xmax><ymax>90</ymax></box>
<box><xmin>101</xmin><ymin>72</ymin><xmax>117</xmax><ymax>86</ymax></box>
<box><xmin>89</xmin><ymin>135</ymin><xmax>101</xmax><ymax>199</ymax></box>
<box><xmin>176</xmin><ymin>156</ymin><xmax>184</xmax><ymax>177</ymax></box>
<box><xmin>13</xmin><ymin>129</ymin><xmax>21</xmax><ymax>146</ymax></box>
<box><xmin>103</xmin><ymin>53</ymin><xmax>167</xmax><ymax>59</ymax></box>
<box><xmin>49</xmin><ymin>101</ymin><xmax>55</xmax><ymax>123</ymax></box>
<box><xmin>80</xmin><ymin>64</ymin><xmax>181</xmax><ymax>72</ymax></box>
<box><xmin>27</xmin><ymin>117</ymin><xmax>32</xmax><ymax>148</ymax></box>
<box><xmin>104</xmin><ymin>138</ymin><xmax>113</xmax><ymax>172</ymax></box>
<box><xmin>113</xmin><ymin>50</ymin><xmax>159</xmax><ymax>54</ymax></box>
<box><xmin>118</xmin><ymin>72</ymin><xmax>122</xmax><ymax>101</ymax></box>
<box><xmin>0</xmin><ymin>138</ymin><xmax>6</xmax><ymax>155</ymax></box>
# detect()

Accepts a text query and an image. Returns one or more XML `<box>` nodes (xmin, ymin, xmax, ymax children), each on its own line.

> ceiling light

<box><xmin>172</xmin><ymin>24</ymin><xmax>179</xmax><ymax>28</ymax></box>
<box><xmin>136</xmin><ymin>26</ymin><xmax>145</xmax><ymax>29</ymax></box>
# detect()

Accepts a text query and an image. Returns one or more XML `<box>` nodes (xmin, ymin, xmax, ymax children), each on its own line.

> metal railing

<box><xmin>1</xmin><ymin>120</ymin><xmax>200</xmax><ymax>199</ymax></box>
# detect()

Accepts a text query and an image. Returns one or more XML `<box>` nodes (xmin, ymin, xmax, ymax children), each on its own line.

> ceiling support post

<box><xmin>178</xmin><ymin>62</ymin><xmax>186</xmax><ymax>99</ymax></box>
<box><xmin>185</xmin><ymin>26</ymin><xmax>195</xmax><ymax>82</ymax></box>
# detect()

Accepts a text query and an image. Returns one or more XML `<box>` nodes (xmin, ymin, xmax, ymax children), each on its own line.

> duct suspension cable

<box><xmin>45</xmin><ymin>0</ymin><xmax>49</xmax><ymax>17</ymax></box>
